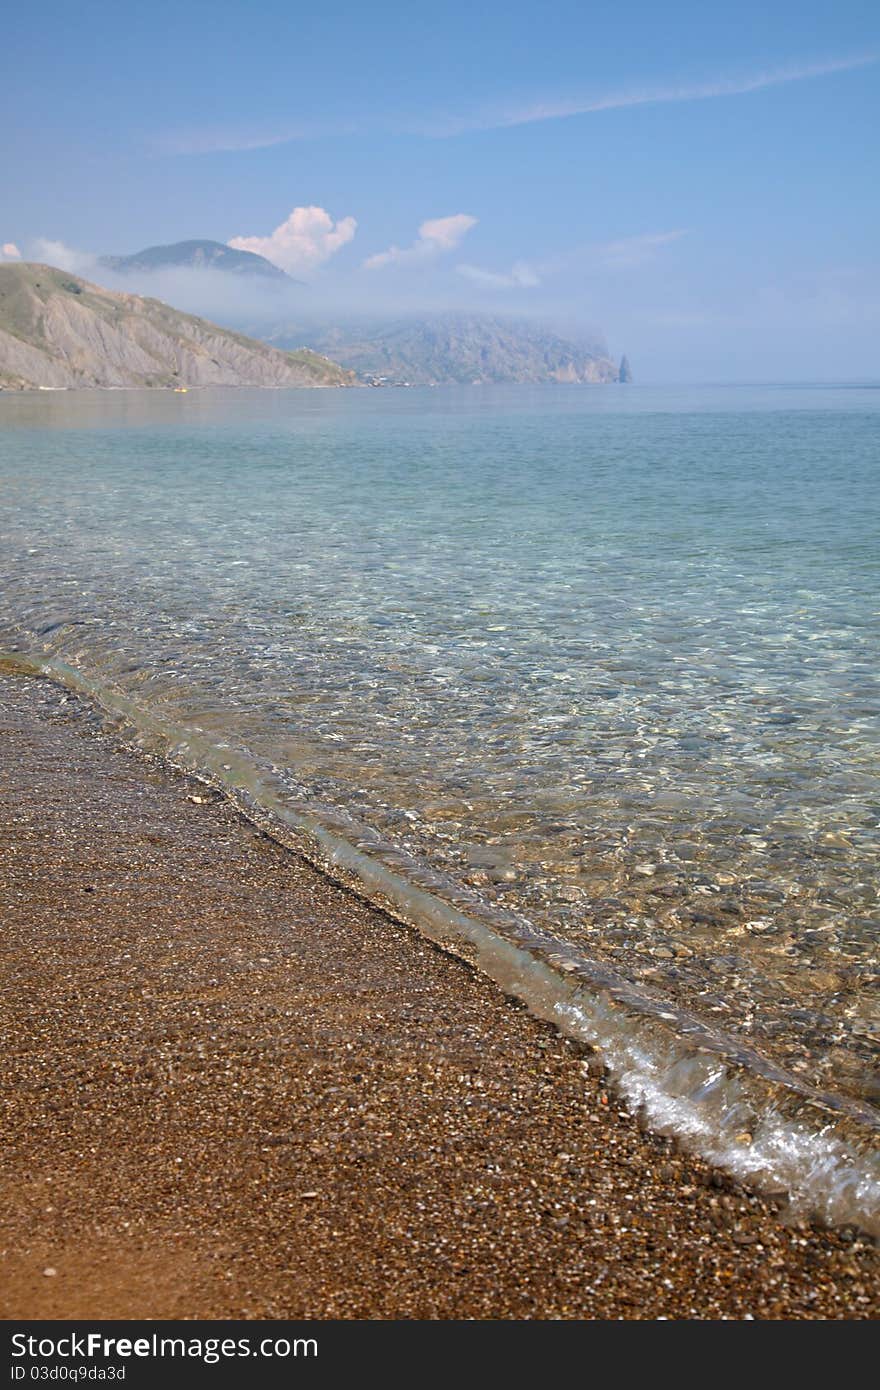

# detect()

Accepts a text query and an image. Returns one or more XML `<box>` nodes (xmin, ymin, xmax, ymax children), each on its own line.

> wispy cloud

<box><xmin>29</xmin><ymin>238</ymin><xmax>96</xmax><ymax>273</ymax></box>
<box><xmin>153</xmin><ymin>52</ymin><xmax>876</xmax><ymax>155</ymax></box>
<box><xmin>152</xmin><ymin>122</ymin><xmax>353</xmax><ymax>155</ymax></box>
<box><xmin>364</xmin><ymin>214</ymin><xmax>477</xmax><ymax>270</ymax></box>
<box><xmin>229</xmin><ymin>206</ymin><xmax>357</xmax><ymax>276</ymax></box>
<box><xmin>593</xmin><ymin>230</ymin><xmax>688</xmax><ymax>268</ymax></box>
<box><xmin>1</xmin><ymin>242</ymin><xmax>21</xmax><ymax>260</ymax></box>
<box><xmin>421</xmin><ymin>52</ymin><xmax>878</xmax><ymax>135</ymax></box>
<box><xmin>459</xmin><ymin>229</ymin><xmax>687</xmax><ymax>292</ymax></box>
<box><xmin>457</xmin><ymin>260</ymin><xmax>540</xmax><ymax>289</ymax></box>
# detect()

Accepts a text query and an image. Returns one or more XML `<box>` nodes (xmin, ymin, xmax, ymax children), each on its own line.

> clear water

<box><xmin>1</xmin><ymin>383</ymin><xmax>878</xmax><ymax>1210</ymax></box>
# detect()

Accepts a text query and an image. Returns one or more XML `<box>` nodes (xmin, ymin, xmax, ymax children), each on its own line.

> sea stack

<box><xmin>619</xmin><ymin>354</ymin><xmax>633</xmax><ymax>383</ymax></box>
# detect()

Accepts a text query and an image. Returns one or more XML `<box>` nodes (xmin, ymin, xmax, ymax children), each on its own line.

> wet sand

<box><xmin>0</xmin><ymin>673</ymin><xmax>876</xmax><ymax>1320</ymax></box>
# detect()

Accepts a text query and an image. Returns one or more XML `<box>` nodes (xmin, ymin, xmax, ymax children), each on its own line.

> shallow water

<box><xmin>1</xmin><ymin>383</ymin><xmax>878</xmax><ymax>1216</ymax></box>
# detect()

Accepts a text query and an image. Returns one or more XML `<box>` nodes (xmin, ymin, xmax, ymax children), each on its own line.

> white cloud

<box><xmin>456</xmin><ymin>260</ymin><xmax>540</xmax><ymax>289</ymax></box>
<box><xmin>364</xmin><ymin>213</ymin><xmax>477</xmax><ymax>269</ymax></box>
<box><xmin>1</xmin><ymin>242</ymin><xmax>21</xmax><ymax>260</ymax></box>
<box><xmin>228</xmin><ymin>206</ymin><xmax>357</xmax><ymax>276</ymax></box>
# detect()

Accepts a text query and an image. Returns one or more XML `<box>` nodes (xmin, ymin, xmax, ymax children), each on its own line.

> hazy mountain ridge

<box><xmin>265</xmin><ymin>314</ymin><xmax>622</xmax><ymax>385</ymax></box>
<box><xmin>101</xmin><ymin>239</ymin><xmax>291</xmax><ymax>281</ymax></box>
<box><xmin>0</xmin><ymin>264</ymin><xmax>354</xmax><ymax>389</ymax></box>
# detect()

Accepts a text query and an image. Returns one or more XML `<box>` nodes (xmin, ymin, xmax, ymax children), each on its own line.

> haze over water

<box><xmin>1</xmin><ymin>383</ymin><xmax>878</xmax><ymax>1124</ymax></box>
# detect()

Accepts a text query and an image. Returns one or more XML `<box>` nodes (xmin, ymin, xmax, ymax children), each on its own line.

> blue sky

<box><xmin>1</xmin><ymin>0</ymin><xmax>878</xmax><ymax>379</ymax></box>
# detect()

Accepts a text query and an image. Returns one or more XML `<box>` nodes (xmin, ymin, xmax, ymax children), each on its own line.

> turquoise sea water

<box><xmin>1</xmin><ymin>383</ymin><xmax>878</xmax><ymax>1221</ymax></box>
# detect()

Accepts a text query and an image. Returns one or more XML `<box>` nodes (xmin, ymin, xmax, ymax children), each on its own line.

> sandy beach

<box><xmin>0</xmin><ymin>672</ymin><xmax>876</xmax><ymax>1320</ymax></box>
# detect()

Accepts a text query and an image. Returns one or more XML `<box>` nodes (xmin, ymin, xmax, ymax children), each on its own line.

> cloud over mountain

<box><xmin>229</xmin><ymin>206</ymin><xmax>357</xmax><ymax>277</ymax></box>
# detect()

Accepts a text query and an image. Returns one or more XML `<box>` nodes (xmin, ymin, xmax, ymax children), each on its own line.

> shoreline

<box><xmin>5</xmin><ymin>650</ymin><xmax>877</xmax><ymax>1234</ymax></box>
<box><xmin>0</xmin><ymin>672</ymin><xmax>876</xmax><ymax>1319</ymax></box>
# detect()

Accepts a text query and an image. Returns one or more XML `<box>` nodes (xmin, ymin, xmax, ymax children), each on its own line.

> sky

<box><xmin>1</xmin><ymin>0</ymin><xmax>878</xmax><ymax>380</ymax></box>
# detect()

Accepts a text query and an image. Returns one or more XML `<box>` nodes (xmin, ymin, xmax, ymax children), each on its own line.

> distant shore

<box><xmin>0</xmin><ymin>673</ymin><xmax>876</xmax><ymax>1320</ymax></box>
<box><xmin>0</xmin><ymin>383</ymin><xmax>355</xmax><ymax>392</ymax></box>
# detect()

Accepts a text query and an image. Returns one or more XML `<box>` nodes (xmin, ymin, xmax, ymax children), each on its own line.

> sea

<box><xmin>1</xmin><ymin>382</ymin><xmax>877</xmax><ymax>1231</ymax></box>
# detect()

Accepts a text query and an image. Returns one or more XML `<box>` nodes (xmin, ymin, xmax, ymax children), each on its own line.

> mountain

<box><xmin>101</xmin><ymin>239</ymin><xmax>290</xmax><ymax>281</ymax></box>
<box><xmin>0</xmin><ymin>264</ymin><xmax>354</xmax><ymax>389</ymax></box>
<box><xmin>264</xmin><ymin>314</ymin><xmax>620</xmax><ymax>385</ymax></box>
